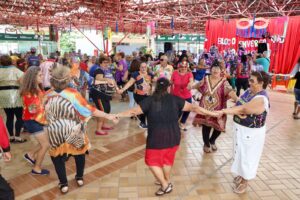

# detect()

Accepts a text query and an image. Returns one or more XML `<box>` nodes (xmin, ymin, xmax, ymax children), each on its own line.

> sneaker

<box><xmin>138</xmin><ymin>123</ymin><xmax>148</xmax><ymax>129</ymax></box>
<box><xmin>31</xmin><ymin>169</ymin><xmax>50</xmax><ymax>176</ymax></box>
<box><xmin>24</xmin><ymin>153</ymin><xmax>36</xmax><ymax>165</ymax></box>
<box><xmin>95</xmin><ymin>130</ymin><xmax>109</xmax><ymax>135</ymax></box>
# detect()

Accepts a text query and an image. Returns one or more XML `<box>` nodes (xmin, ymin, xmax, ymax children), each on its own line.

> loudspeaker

<box><xmin>164</xmin><ymin>42</ymin><xmax>173</xmax><ymax>53</ymax></box>
<box><xmin>49</xmin><ymin>24</ymin><xmax>58</xmax><ymax>42</ymax></box>
<box><xmin>258</xmin><ymin>43</ymin><xmax>267</xmax><ymax>54</ymax></box>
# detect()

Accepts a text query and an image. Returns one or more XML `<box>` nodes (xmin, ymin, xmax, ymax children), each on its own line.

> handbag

<box><xmin>92</xmin><ymin>83</ymin><xmax>116</xmax><ymax>96</ymax></box>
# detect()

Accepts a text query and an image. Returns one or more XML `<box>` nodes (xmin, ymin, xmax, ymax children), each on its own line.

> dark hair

<box><xmin>140</xmin><ymin>56</ymin><xmax>147</xmax><ymax>62</ymax></box>
<box><xmin>145</xmin><ymin>54</ymin><xmax>153</xmax><ymax>61</ymax></box>
<box><xmin>99</xmin><ymin>56</ymin><xmax>109</xmax><ymax>64</ymax></box>
<box><xmin>129</xmin><ymin>59</ymin><xmax>141</xmax><ymax>73</ymax></box>
<box><xmin>153</xmin><ymin>78</ymin><xmax>170</xmax><ymax>101</ymax></box>
<box><xmin>251</xmin><ymin>71</ymin><xmax>270</xmax><ymax>89</ymax></box>
<box><xmin>118</xmin><ymin>52</ymin><xmax>125</xmax><ymax>59</ymax></box>
<box><xmin>241</xmin><ymin>54</ymin><xmax>247</xmax><ymax>63</ymax></box>
<box><xmin>0</xmin><ymin>55</ymin><xmax>12</xmax><ymax>66</ymax></box>
<box><xmin>211</xmin><ymin>59</ymin><xmax>220</xmax><ymax>68</ymax></box>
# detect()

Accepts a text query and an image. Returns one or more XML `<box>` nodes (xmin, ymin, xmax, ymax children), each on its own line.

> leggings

<box><xmin>236</xmin><ymin>78</ymin><xmax>249</xmax><ymax>97</ymax></box>
<box><xmin>4</xmin><ymin>107</ymin><xmax>23</xmax><ymax>137</ymax></box>
<box><xmin>202</xmin><ymin>125</ymin><xmax>221</xmax><ymax>147</ymax></box>
<box><xmin>133</xmin><ymin>93</ymin><xmax>149</xmax><ymax>124</ymax></box>
<box><xmin>51</xmin><ymin>154</ymin><xmax>85</xmax><ymax>186</ymax></box>
<box><xmin>180</xmin><ymin>98</ymin><xmax>192</xmax><ymax>124</ymax></box>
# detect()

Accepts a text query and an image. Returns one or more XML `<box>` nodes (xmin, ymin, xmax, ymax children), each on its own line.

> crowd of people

<box><xmin>0</xmin><ymin>43</ymin><xmax>276</xmax><ymax>197</ymax></box>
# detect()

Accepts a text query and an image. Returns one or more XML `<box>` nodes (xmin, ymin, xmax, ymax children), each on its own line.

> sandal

<box><xmin>58</xmin><ymin>183</ymin><xmax>69</xmax><ymax>194</ymax></box>
<box><xmin>233</xmin><ymin>182</ymin><xmax>247</xmax><ymax>194</ymax></box>
<box><xmin>293</xmin><ymin>116</ymin><xmax>300</xmax><ymax>120</ymax></box>
<box><xmin>13</xmin><ymin>137</ymin><xmax>27</xmax><ymax>143</ymax></box>
<box><xmin>203</xmin><ymin>145</ymin><xmax>211</xmax><ymax>153</ymax></box>
<box><xmin>155</xmin><ymin>183</ymin><xmax>173</xmax><ymax>196</ymax></box>
<box><xmin>233</xmin><ymin>176</ymin><xmax>242</xmax><ymax>185</ymax></box>
<box><xmin>211</xmin><ymin>144</ymin><xmax>218</xmax><ymax>151</ymax></box>
<box><xmin>75</xmin><ymin>177</ymin><xmax>84</xmax><ymax>187</ymax></box>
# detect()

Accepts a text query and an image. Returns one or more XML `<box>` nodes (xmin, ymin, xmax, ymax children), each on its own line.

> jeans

<box><xmin>127</xmin><ymin>91</ymin><xmax>135</xmax><ymax>108</ymax></box>
<box><xmin>51</xmin><ymin>154</ymin><xmax>85</xmax><ymax>185</ymax></box>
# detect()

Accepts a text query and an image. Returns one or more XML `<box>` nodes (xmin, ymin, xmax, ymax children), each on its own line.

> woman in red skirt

<box><xmin>117</xmin><ymin>77</ymin><xmax>218</xmax><ymax>196</ymax></box>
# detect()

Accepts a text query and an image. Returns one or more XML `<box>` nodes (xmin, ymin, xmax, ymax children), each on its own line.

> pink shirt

<box><xmin>171</xmin><ymin>71</ymin><xmax>193</xmax><ymax>99</ymax></box>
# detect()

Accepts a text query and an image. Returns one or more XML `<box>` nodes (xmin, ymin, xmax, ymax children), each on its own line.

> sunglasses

<box><xmin>160</xmin><ymin>59</ymin><xmax>166</xmax><ymax>61</ymax></box>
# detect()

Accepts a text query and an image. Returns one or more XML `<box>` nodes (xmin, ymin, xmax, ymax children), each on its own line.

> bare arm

<box><xmin>116</xmin><ymin>106</ymin><xmax>144</xmax><ymax>118</ymax></box>
<box><xmin>228</xmin><ymin>90</ymin><xmax>239</xmax><ymax>102</ymax></box>
<box><xmin>182</xmin><ymin>102</ymin><xmax>220</xmax><ymax>117</ymax></box>
<box><xmin>92</xmin><ymin>109</ymin><xmax>119</xmax><ymax>123</ymax></box>
<box><xmin>222</xmin><ymin>97</ymin><xmax>266</xmax><ymax>115</ymax></box>
<box><xmin>120</xmin><ymin>77</ymin><xmax>136</xmax><ymax>92</ymax></box>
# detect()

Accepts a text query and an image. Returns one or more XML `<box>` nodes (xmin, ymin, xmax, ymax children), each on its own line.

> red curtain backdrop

<box><xmin>205</xmin><ymin>16</ymin><xmax>300</xmax><ymax>74</ymax></box>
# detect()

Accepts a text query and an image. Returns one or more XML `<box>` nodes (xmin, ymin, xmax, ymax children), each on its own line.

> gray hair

<box><xmin>50</xmin><ymin>63</ymin><xmax>71</xmax><ymax>90</ymax></box>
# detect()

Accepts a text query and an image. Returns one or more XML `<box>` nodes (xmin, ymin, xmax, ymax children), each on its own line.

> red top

<box><xmin>80</xmin><ymin>62</ymin><xmax>88</xmax><ymax>72</ymax></box>
<box><xmin>171</xmin><ymin>70</ymin><xmax>193</xmax><ymax>99</ymax></box>
<box><xmin>22</xmin><ymin>91</ymin><xmax>47</xmax><ymax>124</ymax></box>
<box><xmin>0</xmin><ymin>116</ymin><xmax>10</xmax><ymax>152</ymax></box>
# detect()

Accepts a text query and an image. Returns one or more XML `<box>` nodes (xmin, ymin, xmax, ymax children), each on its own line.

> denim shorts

<box><xmin>294</xmin><ymin>88</ymin><xmax>300</xmax><ymax>103</ymax></box>
<box><xmin>24</xmin><ymin>120</ymin><xmax>44</xmax><ymax>134</ymax></box>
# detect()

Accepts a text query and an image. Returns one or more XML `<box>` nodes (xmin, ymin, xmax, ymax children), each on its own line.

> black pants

<box><xmin>0</xmin><ymin>174</ymin><xmax>14</xmax><ymax>200</ymax></box>
<box><xmin>133</xmin><ymin>93</ymin><xmax>149</xmax><ymax>125</ymax></box>
<box><xmin>4</xmin><ymin>107</ymin><xmax>23</xmax><ymax>137</ymax></box>
<box><xmin>51</xmin><ymin>154</ymin><xmax>85</xmax><ymax>185</ymax></box>
<box><xmin>236</xmin><ymin>78</ymin><xmax>249</xmax><ymax>97</ymax></box>
<box><xmin>180</xmin><ymin>98</ymin><xmax>192</xmax><ymax>124</ymax></box>
<box><xmin>202</xmin><ymin>125</ymin><xmax>221</xmax><ymax>147</ymax></box>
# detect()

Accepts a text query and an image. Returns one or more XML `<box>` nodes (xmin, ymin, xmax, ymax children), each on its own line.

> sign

<box><xmin>217</xmin><ymin>37</ymin><xmax>267</xmax><ymax>48</ymax></box>
<box><xmin>155</xmin><ymin>34</ymin><xmax>205</xmax><ymax>42</ymax></box>
<box><xmin>0</xmin><ymin>33</ymin><xmax>50</xmax><ymax>41</ymax></box>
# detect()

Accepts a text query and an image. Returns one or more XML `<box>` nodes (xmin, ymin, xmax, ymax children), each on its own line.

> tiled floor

<box><xmin>1</xmin><ymin>90</ymin><xmax>300</xmax><ymax>200</ymax></box>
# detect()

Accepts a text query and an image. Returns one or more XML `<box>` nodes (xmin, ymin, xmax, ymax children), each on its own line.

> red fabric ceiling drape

<box><xmin>204</xmin><ymin>16</ymin><xmax>300</xmax><ymax>74</ymax></box>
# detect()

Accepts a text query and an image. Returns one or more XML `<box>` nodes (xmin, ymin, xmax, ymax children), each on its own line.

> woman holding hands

<box><xmin>117</xmin><ymin>77</ymin><xmax>218</xmax><ymax>196</ymax></box>
<box><xmin>216</xmin><ymin>71</ymin><xmax>270</xmax><ymax>193</ymax></box>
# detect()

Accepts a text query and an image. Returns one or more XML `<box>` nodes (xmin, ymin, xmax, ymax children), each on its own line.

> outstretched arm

<box><xmin>117</xmin><ymin>106</ymin><xmax>144</xmax><ymax>118</ymax></box>
<box><xmin>92</xmin><ymin>110</ymin><xmax>119</xmax><ymax>124</ymax></box>
<box><xmin>221</xmin><ymin>97</ymin><xmax>265</xmax><ymax>115</ymax></box>
<box><xmin>182</xmin><ymin>102</ymin><xmax>220</xmax><ymax>117</ymax></box>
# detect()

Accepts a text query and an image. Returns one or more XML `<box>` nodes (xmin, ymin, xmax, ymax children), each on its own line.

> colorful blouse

<box><xmin>193</xmin><ymin>76</ymin><xmax>233</xmax><ymax>132</ymax></box>
<box><xmin>22</xmin><ymin>91</ymin><xmax>47</xmax><ymax>125</ymax></box>
<box><xmin>44</xmin><ymin>88</ymin><xmax>96</xmax><ymax>157</ymax></box>
<box><xmin>132</xmin><ymin>71</ymin><xmax>153</xmax><ymax>96</ymax></box>
<box><xmin>0</xmin><ymin>66</ymin><xmax>23</xmax><ymax>108</ymax></box>
<box><xmin>233</xmin><ymin>90</ymin><xmax>269</xmax><ymax>128</ymax></box>
<box><xmin>153</xmin><ymin>64</ymin><xmax>174</xmax><ymax>80</ymax></box>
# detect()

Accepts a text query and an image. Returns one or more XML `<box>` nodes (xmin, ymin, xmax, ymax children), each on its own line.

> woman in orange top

<box><xmin>20</xmin><ymin>66</ymin><xmax>50</xmax><ymax>175</ymax></box>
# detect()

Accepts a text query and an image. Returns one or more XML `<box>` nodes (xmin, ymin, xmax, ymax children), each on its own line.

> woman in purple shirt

<box><xmin>115</xmin><ymin>52</ymin><xmax>128</xmax><ymax>101</ymax></box>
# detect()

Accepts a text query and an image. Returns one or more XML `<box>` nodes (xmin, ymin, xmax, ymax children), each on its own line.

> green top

<box><xmin>256</xmin><ymin>57</ymin><xmax>270</xmax><ymax>73</ymax></box>
<box><xmin>0</xmin><ymin>66</ymin><xmax>23</xmax><ymax>108</ymax></box>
